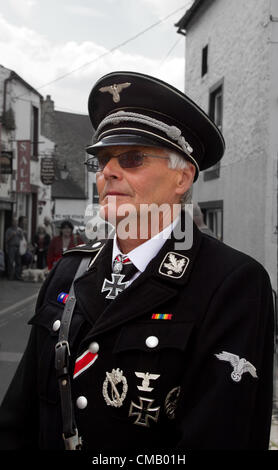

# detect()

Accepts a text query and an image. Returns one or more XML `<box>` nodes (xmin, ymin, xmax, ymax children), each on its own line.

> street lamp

<box><xmin>60</xmin><ymin>163</ymin><xmax>69</xmax><ymax>180</ymax></box>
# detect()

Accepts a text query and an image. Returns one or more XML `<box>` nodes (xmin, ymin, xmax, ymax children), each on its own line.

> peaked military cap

<box><xmin>86</xmin><ymin>71</ymin><xmax>225</xmax><ymax>180</ymax></box>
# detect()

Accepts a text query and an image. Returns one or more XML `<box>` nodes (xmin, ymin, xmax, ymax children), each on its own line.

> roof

<box><xmin>51</xmin><ymin>176</ymin><xmax>86</xmax><ymax>199</ymax></box>
<box><xmin>3</xmin><ymin>67</ymin><xmax>43</xmax><ymax>99</ymax></box>
<box><xmin>41</xmin><ymin>104</ymin><xmax>92</xmax><ymax>194</ymax></box>
<box><xmin>53</xmin><ymin>110</ymin><xmax>92</xmax><ymax>147</ymax></box>
<box><xmin>175</xmin><ymin>0</ymin><xmax>212</xmax><ymax>34</ymax></box>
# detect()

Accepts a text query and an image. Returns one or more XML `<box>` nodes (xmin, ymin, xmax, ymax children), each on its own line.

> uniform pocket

<box><xmin>113</xmin><ymin>321</ymin><xmax>195</xmax><ymax>354</ymax></box>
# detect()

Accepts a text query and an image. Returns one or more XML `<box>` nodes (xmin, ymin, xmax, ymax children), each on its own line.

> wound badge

<box><xmin>164</xmin><ymin>386</ymin><xmax>181</xmax><ymax>420</ymax></box>
<box><xmin>102</xmin><ymin>368</ymin><xmax>128</xmax><ymax>408</ymax></box>
<box><xmin>159</xmin><ymin>252</ymin><xmax>189</xmax><ymax>279</ymax></box>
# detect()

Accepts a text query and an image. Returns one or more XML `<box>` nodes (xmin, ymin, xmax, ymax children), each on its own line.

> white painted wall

<box><xmin>185</xmin><ymin>0</ymin><xmax>277</xmax><ymax>289</ymax></box>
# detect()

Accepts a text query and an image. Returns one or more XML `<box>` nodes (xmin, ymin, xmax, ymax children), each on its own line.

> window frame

<box><xmin>204</xmin><ymin>78</ymin><xmax>224</xmax><ymax>181</ymax></box>
<box><xmin>199</xmin><ymin>200</ymin><xmax>224</xmax><ymax>241</ymax></box>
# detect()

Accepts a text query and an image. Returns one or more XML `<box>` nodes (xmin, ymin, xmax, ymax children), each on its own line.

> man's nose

<box><xmin>102</xmin><ymin>157</ymin><xmax>123</xmax><ymax>178</ymax></box>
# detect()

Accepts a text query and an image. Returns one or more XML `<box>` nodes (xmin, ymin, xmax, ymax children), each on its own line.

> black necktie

<box><xmin>101</xmin><ymin>255</ymin><xmax>138</xmax><ymax>300</ymax></box>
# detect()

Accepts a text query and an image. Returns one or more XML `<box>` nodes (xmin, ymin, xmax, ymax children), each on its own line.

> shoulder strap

<box><xmin>55</xmin><ymin>255</ymin><xmax>91</xmax><ymax>450</ymax></box>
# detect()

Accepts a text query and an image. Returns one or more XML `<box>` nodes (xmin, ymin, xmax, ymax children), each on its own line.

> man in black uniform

<box><xmin>0</xmin><ymin>72</ymin><xmax>274</xmax><ymax>450</ymax></box>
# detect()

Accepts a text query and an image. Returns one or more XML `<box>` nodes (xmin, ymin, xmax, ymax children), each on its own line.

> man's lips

<box><xmin>104</xmin><ymin>191</ymin><xmax>130</xmax><ymax>197</ymax></box>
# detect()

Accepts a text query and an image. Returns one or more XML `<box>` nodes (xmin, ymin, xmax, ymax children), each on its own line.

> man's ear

<box><xmin>175</xmin><ymin>163</ymin><xmax>195</xmax><ymax>196</ymax></box>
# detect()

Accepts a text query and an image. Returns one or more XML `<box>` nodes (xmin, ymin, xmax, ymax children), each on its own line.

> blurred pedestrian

<box><xmin>5</xmin><ymin>217</ymin><xmax>23</xmax><ymax>280</ymax></box>
<box><xmin>47</xmin><ymin>220</ymin><xmax>82</xmax><ymax>270</ymax></box>
<box><xmin>33</xmin><ymin>226</ymin><xmax>51</xmax><ymax>269</ymax></box>
<box><xmin>43</xmin><ymin>216</ymin><xmax>54</xmax><ymax>239</ymax></box>
<box><xmin>18</xmin><ymin>215</ymin><xmax>33</xmax><ymax>268</ymax></box>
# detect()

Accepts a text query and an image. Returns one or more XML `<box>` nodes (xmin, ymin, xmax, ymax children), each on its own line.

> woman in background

<box><xmin>47</xmin><ymin>220</ymin><xmax>82</xmax><ymax>270</ymax></box>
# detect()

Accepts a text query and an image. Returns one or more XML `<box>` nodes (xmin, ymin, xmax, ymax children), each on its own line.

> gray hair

<box><xmin>167</xmin><ymin>151</ymin><xmax>193</xmax><ymax>206</ymax></box>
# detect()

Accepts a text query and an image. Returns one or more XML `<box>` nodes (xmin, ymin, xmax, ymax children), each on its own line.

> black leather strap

<box><xmin>55</xmin><ymin>256</ymin><xmax>91</xmax><ymax>449</ymax></box>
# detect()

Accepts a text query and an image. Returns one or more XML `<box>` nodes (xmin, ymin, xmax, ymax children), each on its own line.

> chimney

<box><xmin>41</xmin><ymin>94</ymin><xmax>55</xmax><ymax>138</ymax></box>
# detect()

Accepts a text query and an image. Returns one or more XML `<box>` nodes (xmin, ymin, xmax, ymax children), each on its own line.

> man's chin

<box><xmin>98</xmin><ymin>202</ymin><xmax>137</xmax><ymax>226</ymax></box>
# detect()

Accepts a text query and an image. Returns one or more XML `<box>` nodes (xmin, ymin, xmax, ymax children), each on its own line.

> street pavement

<box><xmin>0</xmin><ymin>277</ymin><xmax>42</xmax><ymax>403</ymax></box>
<box><xmin>0</xmin><ymin>276</ymin><xmax>278</xmax><ymax>450</ymax></box>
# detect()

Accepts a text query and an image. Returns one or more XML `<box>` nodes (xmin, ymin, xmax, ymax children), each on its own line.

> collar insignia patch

<box><xmin>159</xmin><ymin>252</ymin><xmax>189</xmax><ymax>279</ymax></box>
<box><xmin>215</xmin><ymin>351</ymin><xmax>258</xmax><ymax>382</ymax></box>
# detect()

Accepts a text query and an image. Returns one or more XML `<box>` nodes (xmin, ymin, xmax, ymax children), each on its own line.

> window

<box><xmin>210</xmin><ymin>86</ymin><xmax>223</xmax><ymax>130</ymax></box>
<box><xmin>204</xmin><ymin>80</ymin><xmax>224</xmax><ymax>181</ymax></box>
<box><xmin>201</xmin><ymin>45</ymin><xmax>208</xmax><ymax>77</ymax></box>
<box><xmin>92</xmin><ymin>182</ymin><xmax>99</xmax><ymax>204</ymax></box>
<box><xmin>199</xmin><ymin>200</ymin><xmax>223</xmax><ymax>241</ymax></box>
<box><xmin>31</xmin><ymin>106</ymin><xmax>39</xmax><ymax>159</ymax></box>
<box><xmin>0</xmin><ymin>151</ymin><xmax>13</xmax><ymax>174</ymax></box>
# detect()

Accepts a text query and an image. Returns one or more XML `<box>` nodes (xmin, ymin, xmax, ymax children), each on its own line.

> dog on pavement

<box><xmin>21</xmin><ymin>268</ymin><xmax>48</xmax><ymax>283</ymax></box>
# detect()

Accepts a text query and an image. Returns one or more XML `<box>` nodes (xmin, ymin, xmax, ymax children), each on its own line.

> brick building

<box><xmin>176</xmin><ymin>0</ymin><xmax>278</xmax><ymax>290</ymax></box>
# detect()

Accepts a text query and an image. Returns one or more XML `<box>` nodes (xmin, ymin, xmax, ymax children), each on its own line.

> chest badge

<box><xmin>135</xmin><ymin>372</ymin><xmax>160</xmax><ymax>392</ymax></box>
<box><xmin>103</xmin><ymin>368</ymin><xmax>128</xmax><ymax>407</ymax></box>
<box><xmin>164</xmin><ymin>386</ymin><xmax>181</xmax><ymax>420</ymax></box>
<box><xmin>101</xmin><ymin>274</ymin><xmax>129</xmax><ymax>299</ymax></box>
<box><xmin>215</xmin><ymin>351</ymin><xmax>258</xmax><ymax>382</ymax></box>
<box><xmin>57</xmin><ymin>292</ymin><xmax>69</xmax><ymax>304</ymax></box>
<box><xmin>99</xmin><ymin>82</ymin><xmax>131</xmax><ymax>103</ymax></box>
<box><xmin>129</xmin><ymin>397</ymin><xmax>160</xmax><ymax>427</ymax></box>
<box><xmin>159</xmin><ymin>252</ymin><xmax>189</xmax><ymax>279</ymax></box>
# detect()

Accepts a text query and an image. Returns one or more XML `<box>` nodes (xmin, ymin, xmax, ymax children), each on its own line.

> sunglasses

<box><xmin>84</xmin><ymin>150</ymin><xmax>169</xmax><ymax>173</ymax></box>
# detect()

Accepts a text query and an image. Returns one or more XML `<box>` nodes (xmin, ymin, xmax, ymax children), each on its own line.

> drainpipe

<box><xmin>2</xmin><ymin>71</ymin><xmax>15</xmax><ymax>117</ymax></box>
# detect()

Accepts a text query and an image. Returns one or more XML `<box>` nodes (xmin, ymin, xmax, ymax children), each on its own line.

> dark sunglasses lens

<box><xmin>98</xmin><ymin>155</ymin><xmax>111</xmax><ymax>171</ymax></box>
<box><xmin>119</xmin><ymin>151</ymin><xmax>144</xmax><ymax>168</ymax></box>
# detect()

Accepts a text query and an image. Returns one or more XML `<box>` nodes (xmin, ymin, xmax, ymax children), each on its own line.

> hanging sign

<box><xmin>41</xmin><ymin>157</ymin><xmax>55</xmax><ymax>185</ymax></box>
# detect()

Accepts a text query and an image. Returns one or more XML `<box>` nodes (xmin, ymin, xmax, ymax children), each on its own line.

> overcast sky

<box><xmin>0</xmin><ymin>0</ymin><xmax>193</xmax><ymax>114</ymax></box>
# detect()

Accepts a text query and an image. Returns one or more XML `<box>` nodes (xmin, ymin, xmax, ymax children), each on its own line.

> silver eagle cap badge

<box><xmin>215</xmin><ymin>351</ymin><xmax>258</xmax><ymax>382</ymax></box>
<box><xmin>99</xmin><ymin>82</ymin><xmax>131</xmax><ymax>103</ymax></box>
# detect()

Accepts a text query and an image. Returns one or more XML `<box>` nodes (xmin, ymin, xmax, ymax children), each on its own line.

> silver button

<box><xmin>76</xmin><ymin>396</ymin><xmax>88</xmax><ymax>409</ymax></box>
<box><xmin>145</xmin><ymin>335</ymin><xmax>159</xmax><ymax>348</ymax></box>
<box><xmin>89</xmin><ymin>341</ymin><xmax>99</xmax><ymax>354</ymax></box>
<box><xmin>92</xmin><ymin>241</ymin><xmax>101</xmax><ymax>248</ymax></box>
<box><xmin>52</xmin><ymin>320</ymin><xmax>61</xmax><ymax>332</ymax></box>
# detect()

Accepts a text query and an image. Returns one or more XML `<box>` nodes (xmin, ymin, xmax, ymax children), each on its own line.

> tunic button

<box><xmin>89</xmin><ymin>341</ymin><xmax>99</xmax><ymax>354</ymax></box>
<box><xmin>92</xmin><ymin>241</ymin><xmax>101</xmax><ymax>248</ymax></box>
<box><xmin>76</xmin><ymin>396</ymin><xmax>88</xmax><ymax>409</ymax></box>
<box><xmin>52</xmin><ymin>320</ymin><xmax>61</xmax><ymax>331</ymax></box>
<box><xmin>145</xmin><ymin>335</ymin><xmax>159</xmax><ymax>348</ymax></box>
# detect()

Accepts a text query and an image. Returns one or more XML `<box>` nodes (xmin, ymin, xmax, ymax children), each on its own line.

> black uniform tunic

<box><xmin>0</xmin><ymin>222</ymin><xmax>274</xmax><ymax>450</ymax></box>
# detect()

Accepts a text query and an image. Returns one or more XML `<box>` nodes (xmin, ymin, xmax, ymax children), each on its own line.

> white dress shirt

<box><xmin>112</xmin><ymin>217</ymin><xmax>179</xmax><ymax>285</ymax></box>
